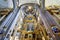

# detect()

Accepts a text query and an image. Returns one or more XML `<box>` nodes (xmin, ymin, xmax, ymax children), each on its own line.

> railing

<box><xmin>3</xmin><ymin>7</ymin><xmax>21</xmax><ymax>40</ymax></box>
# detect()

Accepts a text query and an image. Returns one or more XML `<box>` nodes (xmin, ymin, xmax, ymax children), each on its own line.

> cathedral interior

<box><xmin>0</xmin><ymin>0</ymin><xmax>60</xmax><ymax>40</ymax></box>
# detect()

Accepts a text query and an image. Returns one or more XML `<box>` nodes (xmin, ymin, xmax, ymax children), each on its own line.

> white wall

<box><xmin>45</xmin><ymin>0</ymin><xmax>60</xmax><ymax>6</ymax></box>
<box><xmin>18</xmin><ymin>0</ymin><xmax>38</xmax><ymax>6</ymax></box>
<box><xmin>0</xmin><ymin>0</ymin><xmax>13</xmax><ymax>8</ymax></box>
<box><xmin>0</xmin><ymin>0</ymin><xmax>60</xmax><ymax>8</ymax></box>
<box><xmin>18</xmin><ymin>0</ymin><xmax>60</xmax><ymax>7</ymax></box>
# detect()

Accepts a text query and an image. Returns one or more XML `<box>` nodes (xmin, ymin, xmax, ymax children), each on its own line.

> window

<box><xmin>25</xmin><ymin>34</ymin><xmax>28</xmax><ymax>38</ymax></box>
